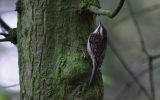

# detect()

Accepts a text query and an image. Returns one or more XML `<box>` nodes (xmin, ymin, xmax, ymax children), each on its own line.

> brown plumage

<box><xmin>87</xmin><ymin>22</ymin><xmax>107</xmax><ymax>86</ymax></box>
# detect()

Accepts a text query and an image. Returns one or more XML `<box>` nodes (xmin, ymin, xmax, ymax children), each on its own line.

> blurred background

<box><xmin>0</xmin><ymin>0</ymin><xmax>160</xmax><ymax>100</ymax></box>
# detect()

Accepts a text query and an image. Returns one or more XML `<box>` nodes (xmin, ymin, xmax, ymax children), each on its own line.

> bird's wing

<box><xmin>89</xmin><ymin>34</ymin><xmax>104</xmax><ymax>67</ymax></box>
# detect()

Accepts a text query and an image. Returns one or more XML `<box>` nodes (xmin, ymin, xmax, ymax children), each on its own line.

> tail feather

<box><xmin>89</xmin><ymin>60</ymin><xmax>99</xmax><ymax>86</ymax></box>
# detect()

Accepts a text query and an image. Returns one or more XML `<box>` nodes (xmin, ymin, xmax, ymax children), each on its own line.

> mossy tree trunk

<box><xmin>17</xmin><ymin>0</ymin><xmax>103</xmax><ymax>99</ymax></box>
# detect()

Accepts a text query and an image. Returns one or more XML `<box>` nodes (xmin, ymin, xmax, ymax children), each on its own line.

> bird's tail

<box><xmin>89</xmin><ymin>59</ymin><xmax>99</xmax><ymax>86</ymax></box>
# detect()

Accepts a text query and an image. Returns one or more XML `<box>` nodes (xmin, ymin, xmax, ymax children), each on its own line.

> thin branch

<box><xmin>0</xmin><ymin>33</ymin><xmax>8</xmax><ymax>37</ymax></box>
<box><xmin>110</xmin><ymin>0</ymin><xmax>125</xmax><ymax>18</ymax></box>
<box><xmin>87</xmin><ymin>6</ymin><xmax>112</xmax><ymax>17</ymax></box>
<box><xmin>152</xmin><ymin>54</ymin><xmax>160</xmax><ymax>60</ymax></box>
<box><xmin>0</xmin><ymin>38</ymin><xmax>10</xmax><ymax>42</ymax></box>
<box><xmin>0</xmin><ymin>83</ymin><xmax>19</xmax><ymax>88</ymax></box>
<box><xmin>114</xmin><ymin>83</ymin><xmax>132</xmax><ymax>100</ymax></box>
<box><xmin>0</xmin><ymin>33</ymin><xmax>10</xmax><ymax>42</ymax></box>
<box><xmin>108</xmin><ymin>39</ymin><xmax>151</xmax><ymax>100</ymax></box>
<box><xmin>137</xmin><ymin>65</ymin><xmax>160</xmax><ymax>82</ymax></box>
<box><xmin>0</xmin><ymin>29</ymin><xmax>17</xmax><ymax>44</ymax></box>
<box><xmin>114</xmin><ymin>64</ymin><xmax>160</xmax><ymax>100</ymax></box>
<box><xmin>0</xmin><ymin>18</ymin><xmax>11</xmax><ymax>32</ymax></box>
<box><xmin>87</xmin><ymin>0</ymin><xmax>125</xmax><ymax>18</ymax></box>
<box><xmin>112</xmin><ymin>3</ymin><xmax>160</xmax><ymax>27</ymax></box>
<box><xmin>126</xmin><ymin>1</ymin><xmax>155</xmax><ymax>100</ymax></box>
<box><xmin>148</xmin><ymin>57</ymin><xmax>155</xmax><ymax>100</ymax></box>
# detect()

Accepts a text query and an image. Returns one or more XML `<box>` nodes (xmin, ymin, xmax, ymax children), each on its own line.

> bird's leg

<box><xmin>0</xmin><ymin>33</ymin><xmax>9</xmax><ymax>42</ymax></box>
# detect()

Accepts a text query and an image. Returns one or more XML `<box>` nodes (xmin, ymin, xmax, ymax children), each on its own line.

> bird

<box><xmin>87</xmin><ymin>21</ymin><xmax>107</xmax><ymax>86</ymax></box>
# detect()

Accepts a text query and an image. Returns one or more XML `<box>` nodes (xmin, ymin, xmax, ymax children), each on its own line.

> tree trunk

<box><xmin>17</xmin><ymin>0</ymin><xmax>103</xmax><ymax>99</ymax></box>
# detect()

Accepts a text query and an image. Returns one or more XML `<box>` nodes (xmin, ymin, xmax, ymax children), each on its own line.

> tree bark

<box><xmin>17</xmin><ymin>0</ymin><xmax>103</xmax><ymax>99</ymax></box>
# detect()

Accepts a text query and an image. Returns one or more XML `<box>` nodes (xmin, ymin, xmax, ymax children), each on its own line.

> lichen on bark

<box><xmin>17</xmin><ymin>0</ymin><xmax>103</xmax><ymax>100</ymax></box>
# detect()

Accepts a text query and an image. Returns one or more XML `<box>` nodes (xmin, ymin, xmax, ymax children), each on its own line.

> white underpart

<box><xmin>93</xmin><ymin>24</ymin><xmax>103</xmax><ymax>36</ymax></box>
<box><xmin>87</xmin><ymin>36</ymin><xmax>93</xmax><ymax>60</ymax></box>
<box><xmin>87</xmin><ymin>35</ymin><xmax>96</xmax><ymax>83</ymax></box>
<box><xmin>99</xmin><ymin>26</ymin><xmax>103</xmax><ymax>36</ymax></box>
<box><xmin>93</xmin><ymin>24</ymin><xmax>101</xmax><ymax>33</ymax></box>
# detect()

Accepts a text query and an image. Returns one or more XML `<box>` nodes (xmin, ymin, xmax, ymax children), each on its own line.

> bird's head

<box><xmin>93</xmin><ymin>22</ymin><xmax>107</xmax><ymax>40</ymax></box>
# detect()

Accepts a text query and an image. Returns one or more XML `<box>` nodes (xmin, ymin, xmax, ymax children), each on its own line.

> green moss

<box><xmin>57</xmin><ymin>52</ymin><xmax>89</xmax><ymax>83</ymax></box>
<box><xmin>80</xmin><ymin>0</ymin><xmax>100</xmax><ymax>8</ymax></box>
